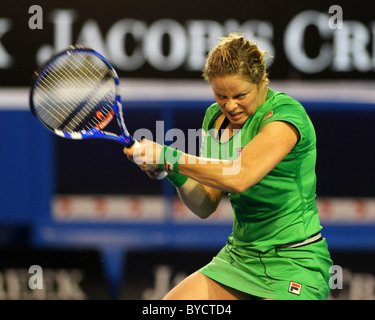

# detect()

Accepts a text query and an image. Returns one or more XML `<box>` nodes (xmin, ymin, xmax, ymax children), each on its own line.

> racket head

<box><xmin>29</xmin><ymin>46</ymin><xmax>134</xmax><ymax>146</ymax></box>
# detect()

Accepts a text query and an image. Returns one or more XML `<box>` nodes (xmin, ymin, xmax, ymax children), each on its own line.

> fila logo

<box><xmin>288</xmin><ymin>281</ymin><xmax>302</xmax><ymax>295</ymax></box>
<box><xmin>263</xmin><ymin>110</ymin><xmax>273</xmax><ymax>120</ymax></box>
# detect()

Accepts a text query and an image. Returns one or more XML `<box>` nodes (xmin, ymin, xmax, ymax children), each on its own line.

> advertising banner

<box><xmin>0</xmin><ymin>248</ymin><xmax>110</xmax><ymax>299</ymax></box>
<box><xmin>0</xmin><ymin>0</ymin><xmax>374</xmax><ymax>86</ymax></box>
<box><xmin>120</xmin><ymin>249</ymin><xmax>375</xmax><ymax>300</ymax></box>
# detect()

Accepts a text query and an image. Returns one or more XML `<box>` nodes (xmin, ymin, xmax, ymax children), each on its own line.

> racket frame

<box><xmin>30</xmin><ymin>46</ymin><xmax>168</xmax><ymax>180</ymax></box>
<box><xmin>30</xmin><ymin>46</ymin><xmax>135</xmax><ymax>147</ymax></box>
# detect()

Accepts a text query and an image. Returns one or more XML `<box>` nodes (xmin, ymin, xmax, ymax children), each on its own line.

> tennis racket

<box><xmin>29</xmin><ymin>46</ymin><xmax>167</xmax><ymax>180</ymax></box>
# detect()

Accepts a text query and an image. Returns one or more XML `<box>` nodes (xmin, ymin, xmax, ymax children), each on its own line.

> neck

<box><xmin>261</xmin><ymin>87</ymin><xmax>269</xmax><ymax>104</ymax></box>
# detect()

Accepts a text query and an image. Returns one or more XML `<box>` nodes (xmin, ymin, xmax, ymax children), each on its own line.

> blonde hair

<box><xmin>203</xmin><ymin>33</ymin><xmax>271</xmax><ymax>86</ymax></box>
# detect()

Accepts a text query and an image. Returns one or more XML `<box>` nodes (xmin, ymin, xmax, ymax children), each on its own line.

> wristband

<box><xmin>166</xmin><ymin>172</ymin><xmax>188</xmax><ymax>187</ymax></box>
<box><xmin>158</xmin><ymin>145</ymin><xmax>183</xmax><ymax>173</ymax></box>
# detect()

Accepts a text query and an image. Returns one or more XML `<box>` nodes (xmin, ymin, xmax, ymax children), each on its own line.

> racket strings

<box><xmin>47</xmin><ymin>55</ymin><xmax>113</xmax><ymax>130</ymax></box>
<box><xmin>35</xmin><ymin>57</ymin><xmax>92</xmax><ymax>129</ymax></box>
<box><xmin>33</xmin><ymin>52</ymin><xmax>116</xmax><ymax>132</ymax></box>
<box><xmin>35</xmin><ymin>67</ymin><xmax>107</xmax><ymax>131</ymax></box>
<box><xmin>37</xmin><ymin>54</ymin><xmax>114</xmax><ymax>130</ymax></box>
<box><xmin>42</xmin><ymin>56</ymin><xmax>107</xmax><ymax>128</ymax></box>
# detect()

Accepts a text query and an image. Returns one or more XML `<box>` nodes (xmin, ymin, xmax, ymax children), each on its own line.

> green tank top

<box><xmin>200</xmin><ymin>88</ymin><xmax>322</xmax><ymax>253</ymax></box>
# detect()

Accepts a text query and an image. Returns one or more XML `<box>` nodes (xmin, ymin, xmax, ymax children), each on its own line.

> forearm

<box><xmin>175</xmin><ymin>178</ymin><xmax>223</xmax><ymax>219</ymax></box>
<box><xmin>178</xmin><ymin>153</ymin><xmax>249</xmax><ymax>193</ymax></box>
<box><xmin>176</xmin><ymin>121</ymin><xmax>298</xmax><ymax>193</ymax></box>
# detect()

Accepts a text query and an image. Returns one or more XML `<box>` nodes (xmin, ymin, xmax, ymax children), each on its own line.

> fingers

<box><xmin>123</xmin><ymin>141</ymin><xmax>145</xmax><ymax>164</ymax></box>
<box><xmin>145</xmin><ymin>169</ymin><xmax>164</xmax><ymax>180</ymax></box>
<box><xmin>123</xmin><ymin>139</ymin><xmax>163</xmax><ymax>178</ymax></box>
<box><xmin>124</xmin><ymin>139</ymin><xmax>159</xmax><ymax>164</ymax></box>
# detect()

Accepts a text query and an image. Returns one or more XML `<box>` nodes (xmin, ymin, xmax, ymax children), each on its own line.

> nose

<box><xmin>225</xmin><ymin>99</ymin><xmax>237</xmax><ymax>111</ymax></box>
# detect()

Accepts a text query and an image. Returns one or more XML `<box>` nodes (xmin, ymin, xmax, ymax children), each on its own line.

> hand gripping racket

<box><xmin>29</xmin><ymin>46</ymin><xmax>167</xmax><ymax>180</ymax></box>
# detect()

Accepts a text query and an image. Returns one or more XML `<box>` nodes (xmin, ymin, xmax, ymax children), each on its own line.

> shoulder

<box><xmin>268</xmin><ymin>90</ymin><xmax>304</xmax><ymax>113</ymax></box>
<box><xmin>202</xmin><ymin>103</ymin><xmax>221</xmax><ymax>130</ymax></box>
<box><xmin>261</xmin><ymin>90</ymin><xmax>314</xmax><ymax>144</ymax></box>
<box><xmin>263</xmin><ymin>90</ymin><xmax>309</xmax><ymax>121</ymax></box>
<box><xmin>204</xmin><ymin>102</ymin><xmax>221</xmax><ymax>119</ymax></box>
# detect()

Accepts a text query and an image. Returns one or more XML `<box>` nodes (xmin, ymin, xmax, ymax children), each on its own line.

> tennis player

<box><xmin>124</xmin><ymin>33</ymin><xmax>333</xmax><ymax>300</ymax></box>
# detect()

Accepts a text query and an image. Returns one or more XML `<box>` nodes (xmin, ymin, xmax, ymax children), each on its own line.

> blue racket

<box><xmin>30</xmin><ymin>46</ymin><xmax>167</xmax><ymax>180</ymax></box>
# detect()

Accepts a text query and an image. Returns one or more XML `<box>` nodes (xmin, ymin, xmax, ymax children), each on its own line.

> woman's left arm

<box><xmin>127</xmin><ymin>120</ymin><xmax>299</xmax><ymax>193</ymax></box>
<box><xmin>178</xmin><ymin>120</ymin><xmax>300</xmax><ymax>193</ymax></box>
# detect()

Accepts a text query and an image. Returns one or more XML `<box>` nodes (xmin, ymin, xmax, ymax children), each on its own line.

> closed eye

<box><xmin>215</xmin><ymin>93</ymin><xmax>226</xmax><ymax>100</ymax></box>
<box><xmin>234</xmin><ymin>93</ymin><xmax>248</xmax><ymax>99</ymax></box>
<box><xmin>215</xmin><ymin>91</ymin><xmax>249</xmax><ymax>100</ymax></box>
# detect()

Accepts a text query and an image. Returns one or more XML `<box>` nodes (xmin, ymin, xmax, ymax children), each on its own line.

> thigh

<box><xmin>163</xmin><ymin>271</ymin><xmax>252</xmax><ymax>300</ymax></box>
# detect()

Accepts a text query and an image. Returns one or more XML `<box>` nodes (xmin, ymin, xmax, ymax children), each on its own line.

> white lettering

<box><xmin>328</xmin><ymin>5</ymin><xmax>344</xmax><ymax>30</ymax></box>
<box><xmin>52</xmin><ymin>10</ymin><xmax>77</xmax><ymax>53</ymax></box>
<box><xmin>329</xmin><ymin>265</ymin><xmax>343</xmax><ymax>290</ymax></box>
<box><xmin>186</xmin><ymin>304</ymin><xmax>232</xmax><ymax>315</ymax></box>
<box><xmin>28</xmin><ymin>5</ymin><xmax>43</xmax><ymax>30</ymax></box>
<box><xmin>241</xmin><ymin>20</ymin><xmax>275</xmax><ymax>66</ymax></box>
<box><xmin>32</xmin><ymin>9</ymin><xmax>375</xmax><ymax>75</ymax></box>
<box><xmin>284</xmin><ymin>10</ymin><xmax>332</xmax><ymax>73</ymax></box>
<box><xmin>186</xmin><ymin>20</ymin><xmax>223</xmax><ymax>70</ymax></box>
<box><xmin>36</xmin><ymin>9</ymin><xmax>77</xmax><ymax>64</ymax></box>
<box><xmin>76</xmin><ymin>19</ymin><xmax>107</xmax><ymax>57</ymax></box>
<box><xmin>107</xmin><ymin>19</ymin><xmax>147</xmax><ymax>71</ymax></box>
<box><xmin>332</xmin><ymin>21</ymin><xmax>372</xmax><ymax>72</ymax></box>
<box><xmin>329</xmin><ymin>268</ymin><xmax>375</xmax><ymax>300</ymax></box>
<box><xmin>144</xmin><ymin>19</ymin><xmax>187</xmax><ymax>71</ymax></box>
<box><xmin>142</xmin><ymin>265</ymin><xmax>186</xmax><ymax>300</ymax></box>
<box><xmin>0</xmin><ymin>268</ymin><xmax>86</xmax><ymax>300</ymax></box>
<box><xmin>28</xmin><ymin>265</ymin><xmax>43</xmax><ymax>290</ymax></box>
<box><xmin>0</xmin><ymin>18</ymin><xmax>13</xmax><ymax>68</ymax></box>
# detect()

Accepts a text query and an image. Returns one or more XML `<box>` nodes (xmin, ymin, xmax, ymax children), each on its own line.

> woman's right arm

<box><xmin>123</xmin><ymin>140</ymin><xmax>223</xmax><ymax>219</ymax></box>
<box><xmin>175</xmin><ymin>178</ymin><xmax>224</xmax><ymax>219</ymax></box>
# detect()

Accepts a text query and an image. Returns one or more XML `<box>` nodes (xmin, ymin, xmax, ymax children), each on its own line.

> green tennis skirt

<box><xmin>199</xmin><ymin>237</ymin><xmax>333</xmax><ymax>300</ymax></box>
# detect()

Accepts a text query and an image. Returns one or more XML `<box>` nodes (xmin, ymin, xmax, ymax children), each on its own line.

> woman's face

<box><xmin>210</xmin><ymin>75</ymin><xmax>267</xmax><ymax>128</ymax></box>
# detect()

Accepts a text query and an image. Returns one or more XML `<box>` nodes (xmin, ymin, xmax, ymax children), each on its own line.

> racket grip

<box><xmin>129</xmin><ymin>139</ymin><xmax>167</xmax><ymax>180</ymax></box>
<box><xmin>156</xmin><ymin>171</ymin><xmax>168</xmax><ymax>180</ymax></box>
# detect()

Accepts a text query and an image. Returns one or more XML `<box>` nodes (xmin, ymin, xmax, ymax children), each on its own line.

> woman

<box><xmin>124</xmin><ymin>33</ymin><xmax>333</xmax><ymax>300</ymax></box>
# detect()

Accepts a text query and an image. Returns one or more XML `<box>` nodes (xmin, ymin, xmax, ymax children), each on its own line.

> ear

<box><xmin>261</xmin><ymin>74</ymin><xmax>268</xmax><ymax>90</ymax></box>
<box><xmin>262</xmin><ymin>74</ymin><xmax>267</xmax><ymax>84</ymax></box>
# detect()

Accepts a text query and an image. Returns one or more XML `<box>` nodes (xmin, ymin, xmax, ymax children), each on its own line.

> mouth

<box><xmin>227</xmin><ymin>111</ymin><xmax>243</xmax><ymax>121</ymax></box>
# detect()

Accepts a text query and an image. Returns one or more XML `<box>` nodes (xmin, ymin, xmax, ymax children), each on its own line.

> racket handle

<box><xmin>129</xmin><ymin>140</ymin><xmax>167</xmax><ymax>180</ymax></box>
<box><xmin>156</xmin><ymin>171</ymin><xmax>168</xmax><ymax>180</ymax></box>
<box><xmin>129</xmin><ymin>139</ymin><xmax>141</xmax><ymax>148</ymax></box>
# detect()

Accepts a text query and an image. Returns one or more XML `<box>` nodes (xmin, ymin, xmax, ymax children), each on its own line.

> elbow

<box><xmin>192</xmin><ymin>210</ymin><xmax>213</xmax><ymax>220</ymax></box>
<box><xmin>227</xmin><ymin>168</ymin><xmax>257</xmax><ymax>193</ymax></box>
<box><xmin>185</xmin><ymin>201</ymin><xmax>217</xmax><ymax>220</ymax></box>
<box><xmin>198</xmin><ymin>212</ymin><xmax>213</xmax><ymax>220</ymax></box>
<box><xmin>194</xmin><ymin>199</ymin><xmax>221</xmax><ymax>219</ymax></box>
<box><xmin>230</xmin><ymin>182</ymin><xmax>249</xmax><ymax>194</ymax></box>
<box><xmin>195</xmin><ymin>205</ymin><xmax>217</xmax><ymax>219</ymax></box>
